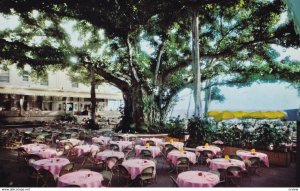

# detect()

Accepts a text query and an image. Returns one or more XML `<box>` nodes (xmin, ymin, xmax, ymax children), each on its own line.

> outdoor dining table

<box><xmin>160</xmin><ymin>141</ymin><xmax>184</xmax><ymax>150</ymax></box>
<box><xmin>32</xmin><ymin>158</ymin><xmax>70</xmax><ymax>179</ymax></box>
<box><xmin>176</xmin><ymin>171</ymin><xmax>220</xmax><ymax>187</ymax></box>
<box><xmin>57</xmin><ymin>170</ymin><xmax>103</xmax><ymax>187</ymax></box>
<box><xmin>92</xmin><ymin>136</ymin><xmax>111</xmax><ymax>146</ymax></box>
<box><xmin>236</xmin><ymin>150</ymin><xmax>269</xmax><ymax>167</ymax></box>
<box><xmin>29</xmin><ymin>148</ymin><xmax>64</xmax><ymax>159</ymax></box>
<box><xmin>59</xmin><ymin>138</ymin><xmax>83</xmax><ymax>146</ymax></box>
<box><xmin>119</xmin><ymin>134</ymin><xmax>137</xmax><ymax>141</ymax></box>
<box><xmin>135</xmin><ymin>145</ymin><xmax>161</xmax><ymax>158</ymax></box>
<box><xmin>73</xmin><ymin>144</ymin><xmax>100</xmax><ymax>156</ymax></box>
<box><xmin>140</xmin><ymin>138</ymin><xmax>163</xmax><ymax>146</ymax></box>
<box><xmin>209</xmin><ymin>158</ymin><xmax>246</xmax><ymax>171</ymax></box>
<box><xmin>95</xmin><ymin>150</ymin><xmax>124</xmax><ymax>161</ymax></box>
<box><xmin>196</xmin><ymin>145</ymin><xmax>221</xmax><ymax>155</ymax></box>
<box><xmin>109</xmin><ymin>141</ymin><xmax>133</xmax><ymax>151</ymax></box>
<box><xmin>122</xmin><ymin>158</ymin><xmax>156</xmax><ymax>180</ymax></box>
<box><xmin>167</xmin><ymin>150</ymin><xmax>197</xmax><ymax>165</ymax></box>
<box><xmin>21</xmin><ymin>143</ymin><xmax>49</xmax><ymax>153</ymax></box>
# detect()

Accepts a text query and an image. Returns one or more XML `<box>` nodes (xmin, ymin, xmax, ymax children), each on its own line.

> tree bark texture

<box><xmin>90</xmin><ymin>65</ymin><xmax>97</xmax><ymax>122</ymax></box>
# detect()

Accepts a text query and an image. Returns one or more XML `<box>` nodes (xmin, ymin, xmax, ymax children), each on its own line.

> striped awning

<box><xmin>0</xmin><ymin>86</ymin><xmax>123</xmax><ymax>100</ymax></box>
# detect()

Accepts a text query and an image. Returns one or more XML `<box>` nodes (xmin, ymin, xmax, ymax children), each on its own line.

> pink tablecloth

<box><xmin>21</xmin><ymin>143</ymin><xmax>49</xmax><ymax>153</ymax></box>
<box><xmin>135</xmin><ymin>145</ymin><xmax>161</xmax><ymax>158</ymax></box>
<box><xmin>92</xmin><ymin>136</ymin><xmax>111</xmax><ymax>146</ymax></box>
<box><xmin>140</xmin><ymin>138</ymin><xmax>163</xmax><ymax>146</ymax></box>
<box><xmin>209</xmin><ymin>158</ymin><xmax>246</xmax><ymax>171</ymax></box>
<box><xmin>109</xmin><ymin>141</ymin><xmax>133</xmax><ymax>151</ymax></box>
<box><xmin>32</xmin><ymin>158</ymin><xmax>70</xmax><ymax>179</ymax></box>
<box><xmin>122</xmin><ymin>159</ymin><xmax>156</xmax><ymax>180</ymax></box>
<box><xmin>73</xmin><ymin>145</ymin><xmax>100</xmax><ymax>156</ymax></box>
<box><xmin>196</xmin><ymin>145</ymin><xmax>221</xmax><ymax>155</ymax></box>
<box><xmin>57</xmin><ymin>170</ymin><xmax>103</xmax><ymax>187</ymax></box>
<box><xmin>160</xmin><ymin>142</ymin><xmax>184</xmax><ymax>149</ymax></box>
<box><xmin>236</xmin><ymin>150</ymin><xmax>269</xmax><ymax>167</ymax></box>
<box><xmin>167</xmin><ymin>150</ymin><xmax>196</xmax><ymax>165</ymax></box>
<box><xmin>96</xmin><ymin>150</ymin><xmax>125</xmax><ymax>161</ymax></box>
<box><xmin>59</xmin><ymin>138</ymin><xmax>83</xmax><ymax>146</ymax></box>
<box><xmin>29</xmin><ymin>148</ymin><xmax>64</xmax><ymax>159</ymax></box>
<box><xmin>176</xmin><ymin>171</ymin><xmax>219</xmax><ymax>187</ymax></box>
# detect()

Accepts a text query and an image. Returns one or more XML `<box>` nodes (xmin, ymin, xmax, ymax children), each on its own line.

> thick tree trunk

<box><xmin>131</xmin><ymin>84</ymin><xmax>145</xmax><ymax>132</ymax></box>
<box><xmin>90</xmin><ymin>65</ymin><xmax>96</xmax><ymax>122</ymax></box>
<box><xmin>117</xmin><ymin>85</ymin><xmax>145</xmax><ymax>133</ymax></box>
<box><xmin>192</xmin><ymin>11</ymin><xmax>202</xmax><ymax>118</ymax></box>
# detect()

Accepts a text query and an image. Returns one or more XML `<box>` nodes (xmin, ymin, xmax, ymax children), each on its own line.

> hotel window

<box><xmin>0</xmin><ymin>72</ymin><xmax>9</xmax><ymax>82</ymax></box>
<box><xmin>23</xmin><ymin>75</ymin><xmax>29</xmax><ymax>81</ymax></box>
<box><xmin>72</xmin><ymin>82</ymin><xmax>79</xmax><ymax>88</ymax></box>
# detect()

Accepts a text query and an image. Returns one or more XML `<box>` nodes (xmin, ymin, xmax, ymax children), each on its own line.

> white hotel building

<box><xmin>0</xmin><ymin>65</ymin><xmax>123</xmax><ymax>121</ymax></box>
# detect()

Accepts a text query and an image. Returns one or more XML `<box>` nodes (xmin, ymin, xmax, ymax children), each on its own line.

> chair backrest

<box><xmin>110</xmin><ymin>144</ymin><xmax>120</xmax><ymax>151</ymax></box>
<box><xmin>38</xmin><ymin>168</ymin><xmax>56</xmax><ymax>187</ymax></box>
<box><xmin>170</xmin><ymin>176</ymin><xmax>179</xmax><ymax>187</ymax></box>
<box><xmin>105</xmin><ymin>156</ymin><xmax>119</xmax><ymax>170</ymax></box>
<box><xmin>164</xmin><ymin>144</ymin><xmax>174</xmax><ymax>150</ymax></box>
<box><xmin>141</xmin><ymin>166</ymin><xmax>154</xmax><ymax>176</ymax></box>
<box><xmin>59</xmin><ymin>163</ymin><xmax>74</xmax><ymax>176</ymax></box>
<box><xmin>229</xmin><ymin>154</ymin><xmax>243</xmax><ymax>161</ymax></box>
<box><xmin>176</xmin><ymin>157</ymin><xmax>189</xmax><ymax>165</ymax></box>
<box><xmin>226</xmin><ymin>166</ymin><xmax>242</xmax><ymax>176</ymax></box>
<box><xmin>248</xmin><ymin>157</ymin><xmax>261</xmax><ymax>166</ymax></box>
<box><xmin>202</xmin><ymin>150</ymin><xmax>214</xmax><ymax>158</ymax></box>
<box><xmin>118</xmin><ymin>164</ymin><xmax>130</xmax><ymax>177</ymax></box>
<box><xmin>146</xmin><ymin>140</ymin><xmax>155</xmax><ymax>146</ymax></box>
<box><xmin>129</xmin><ymin>137</ymin><xmax>136</xmax><ymax>142</ymax></box>
<box><xmin>140</xmin><ymin>149</ymin><xmax>152</xmax><ymax>157</ymax></box>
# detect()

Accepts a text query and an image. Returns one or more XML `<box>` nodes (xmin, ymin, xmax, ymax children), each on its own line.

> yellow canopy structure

<box><xmin>208</xmin><ymin>110</ymin><xmax>287</xmax><ymax>121</ymax></box>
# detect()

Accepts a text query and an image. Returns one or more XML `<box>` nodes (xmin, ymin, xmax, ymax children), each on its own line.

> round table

<box><xmin>109</xmin><ymin>141</ymin><xmax>133</xmax><ymax>151</ymax></box>
<box><xmin>92</xmin><ymin>136</ymin><xmax>111</xmax><ymax>146</ymax></box>
<box><xmin>135</xmin><ymin>145</ymin><xmax>161</xmax><ymax>158</ymax></box>
<box><xmin>236</xmin><ymin>150</ymin><xmax>269</xmax><ymax>167</ymax></box>
<box><xmin>32</xmin><ymin>158</ymin><xmax>70</xmax><ymax>179</ymax></box>
<box><xmin>59</xmin><ymin>138</ymin><xmax>83</xmax><ymax>146</ymax></box>
<box><xmin>96</xmin><ymin>150</ymin><xmax>125</xmax><ymax>161</ymax></box>
<box><xmin>196</xmin><ymin>145</ymin><xmax>221</xmax><ymax>155</ymax></box>
<box><xmin>57</xmin><ymin>170</ymin><xmax>103</xmax><ymax>187</ymax></box>
<box><xmin>30</xmin><ymin>148</ymin><xmax>64</xmax><ymax>159</ymax></box>
<box><xmin>176</xmin><ymin>171</ymin><xmax>220</xmax><ymax>187</ymax></box>
<box><xmin>209</xmin><ymin>158</ymin><xmax>246</xmax><ymax>171</ymax></box>
<box><xmin>140</xmin><ymin>138</ymin><xmax>163</xmax><ymax>146</ymax></box>
<box><xmin>167</xmin><ymin>150</ymin><xmax>196</xmax><ymax>165</ymax></box>
<box><xmin>73</xmin><ymin>144</ymin><xmax>100</xmax><ymax>156</ymax></box>
<box><xmin>160</xmin><ymin>142</ymin><xmax>184</xmax><ymax>149</ymax></box>
<box><xmin>122</xmin><ymin>159</ymin><xmax>156</xmax><ymax>180</ymax></box>
<box><xmin>21</xmin><ymin>143</ymin><xmax>49</xmax><ymax>153</ymax></box>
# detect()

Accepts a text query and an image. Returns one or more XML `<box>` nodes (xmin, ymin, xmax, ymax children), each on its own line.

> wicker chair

<box><xmin>101</xmin><ymin>170</ymin><xmax>113</xmax><ymax>187</ymax></box>
<box><xmin>59</xmin><ymin>163</ymin><xmax>75</xmax><ymax>176</ymax></box>
<box><xmin>226</xmin><ymin>166</ymin><xmax>242</xmax><ymax>186</ymax></box>
<box><xmin>38</xmin><ymin>168</ymin><xmax>56</xmax><ymax>187</ymax></box>
<box><xmin>170</xmin><ymin>176</ymin><xmax>179</xmax><ymax>187</ymax></box>
<box><xmin>176</xmin><ymin>157</ymin><xmax>189</xmax><ymax>174</ymax></box>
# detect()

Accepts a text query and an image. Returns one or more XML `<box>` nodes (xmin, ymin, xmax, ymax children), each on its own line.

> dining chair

<box><xmin>116</xmin><ymin>164</ymin><xmax>131</xmax><ymax>186</ymax></box>
<box><xmin>101</xmin><ymin>170</ymin><xmax>113</xmax><ymax>187</ymax></box>
<box><xmin>226</xmin><ymin>166</ymin><xmax>242</xmax><ymax>186</ymax></box>
<box><xmin>139</xmin><ymin>166</ymin><xmax>156</xmax><ymax>186</ymax></box>
<box><xmin>63</xmin><ymin>142</ymin><xmax>74</xmax><ymax>157</ymax></box>
<box><xmin>247</xmin><ymin>157</ymin><xmax>262</xmax><ymax>175</ymax></box>
<box><xmin>197</xmin><ymin>150</ymin><xmax>214</xmax><ymax>166</ymax></box>
<box><xmin>176</xmin><ymin>157</ymin><xmax>189</xmax><ymax>174</ymax></box>
<box><xmin>16</xmin><ymin>147</ymin><xmax>28</xmax><ymax>163</ymax></box>
<box><xmin>38</xmin><ymin>168</ymin><xmax>56</xmax><ymax>187</ymax></box>
<box><xmin>146</xmin><ymin>140</ymin><xmax>156</xmax><ymax>146</ymax></box>
<box><xmin>26</xmin><ymin>154</ymin><xmax>41</xmax><ymax>166</ymax></box>
<box><xmin>59</xmin><ymin>163</ymin><xmax>75</xmax><ymax>177</ymax></box>
<box><xmin>229</xmin><ymin>154</ymin><xmax>243</xmax><ymax>161</ymax></box>
<box><xmin>110</xmin><ymin>144</ymin><xmax>120</xmax><ymax>151</ymax></box>
<box><xmin>140</xmin><ymin>149</ymin><xmax>153</xmax><ymax>159</ymax></box>
<box><xmin>105</xmin><ymin>156</ymin><xmax>119</xmax><ymax>172</ymax></box>
<box><xmin>23</xmin><ymin>165</ymin><xmax>42</xmax><ymax>186</ymax></box>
